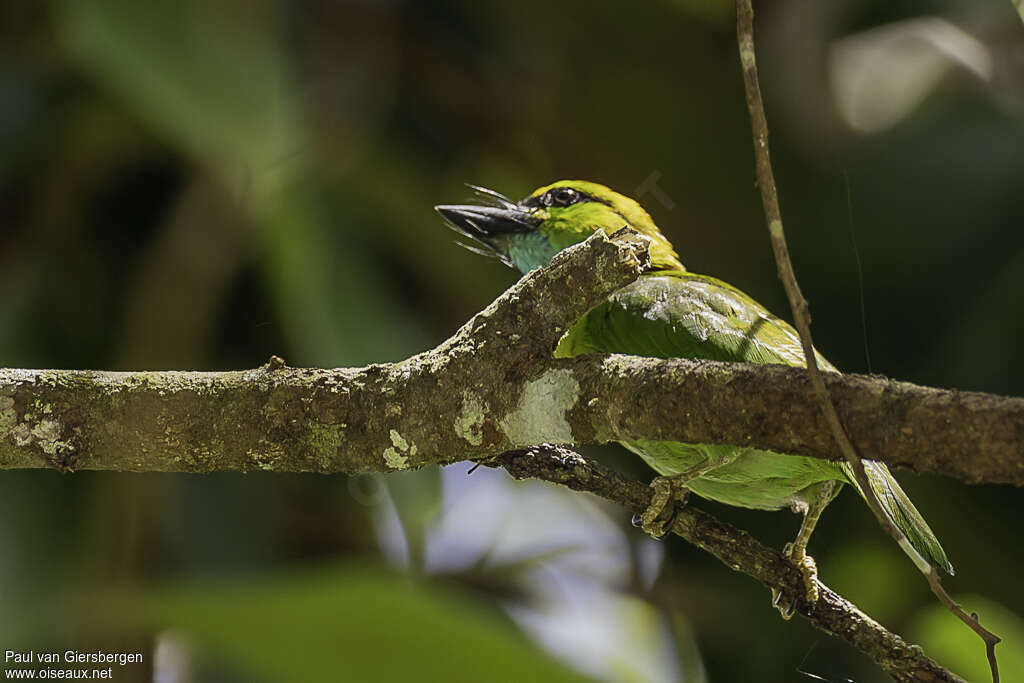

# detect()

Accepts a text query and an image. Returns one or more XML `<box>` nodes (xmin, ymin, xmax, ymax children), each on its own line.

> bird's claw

<box><xmin>787</xmin><ymin>543</ymin><xmax>821</xmax><ymax>606</ymax></box>
<box><xmin>771</xmin><ymin>543</ymin><xmax>820</xmax><ymax>619</ymax></box>
<box><xmin>634</xmin><ymin>476</ymin><xmax>690</xmax><ymax>539</ymax></box>
<box><xmin>771</xmin><ymin>587</ymin><xmax>797</xmax><ymax>619</ymax></box>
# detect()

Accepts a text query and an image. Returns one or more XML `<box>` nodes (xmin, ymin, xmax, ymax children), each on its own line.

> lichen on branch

<box><xmin>0</xmin><ymin>227</ymin><xmax>1019</xmax><ymax>681</ymax></box>
<box><xmin>0</xmin><ymin>229</ymin><xmax>1021</xmax><ymax>486</ymax></box>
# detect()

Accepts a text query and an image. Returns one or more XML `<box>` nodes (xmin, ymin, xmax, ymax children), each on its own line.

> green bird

<box><xmin>437</xmin><ymin>180</ymin><xmax>952</xmax><ymax>613</ymax></box>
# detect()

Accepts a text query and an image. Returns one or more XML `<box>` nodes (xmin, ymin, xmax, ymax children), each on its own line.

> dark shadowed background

<box><xmin>1</xmin><ymin>0</ymin><xmax>1023</xmax><ymax>681</ymax></box>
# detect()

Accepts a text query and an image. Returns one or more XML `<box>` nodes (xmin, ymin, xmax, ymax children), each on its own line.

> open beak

<box><xmin>434</xmin><ymin>204</ymin><xmax>540</xmax><ymax>239</ymax></box>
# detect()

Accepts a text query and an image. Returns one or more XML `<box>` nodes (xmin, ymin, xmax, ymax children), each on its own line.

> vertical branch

<box><xmin>733</xmin><ymin>2</ymin><xmax>1001</xmax><ymax>681</ymax></box>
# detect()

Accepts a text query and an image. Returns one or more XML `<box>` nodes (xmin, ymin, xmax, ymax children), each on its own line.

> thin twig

<box><xmin>734</xmin><ymin>1</ymin><xmax>1001</xmax><ymax>680</ymax></box>
<box><xmin>492</xmin><ymin>445</ymin><xmax>963</xmax><ymax>683</ymax></box>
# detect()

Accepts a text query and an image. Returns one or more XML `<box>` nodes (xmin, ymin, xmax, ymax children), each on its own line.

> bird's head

<box><xmin>436</xmin><ymin>180</ymin><xmax>683</xmax><ymax>273</ymax></box>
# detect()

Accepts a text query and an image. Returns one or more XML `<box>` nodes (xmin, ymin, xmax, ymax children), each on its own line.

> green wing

<box><xmin>556</xmin><ymin>271</ymin><xmax>952</xmax><ymax>574</ymax></box>
<box><xmin>555</xmin><ymin>270</ymin><xmax>825</xmax><ymax>366</ymax></box>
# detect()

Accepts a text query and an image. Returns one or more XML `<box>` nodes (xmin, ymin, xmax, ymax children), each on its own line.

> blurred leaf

<box><xmin>57</xmin><ymin>0</ymin><xmax>297</xmax><ymax>178</ymax></box>
<box><xmin>821</xmin><ymin>542</ymin><xmax>917</xmax><ymax>622</ymax></box>
<box><xmin>926</xmin><ymin>249</ymin><xmax>1024</xmax><ymax>394</ymax></box>
<box><xmin>257</xmin><ymin>187</ymin><xmax>427</xmax><ymax>365</ymax></box>
<box><xmin>829</xmin><ymin>17</ymin><xmax>992</xmax><ymax>134</ymax></box>
<box><xmin>57</xmin><ymin>0</ymin><xmax>426</xmax><ymax>365</ymax></box>
<box><xmin>384</xmin><ymin>467</ymin><xmax>443</xmax><ymax>571</ymax></box>
<box><xmin>667</xmin><ymin>610</ymin><xmax>708</xmax><ymax>683</ymax></box>
<box><xmin>908</xmin><ymin>594</ymin><xmax>1024</xmax><ymax>682</ymax></box>
<box><xmin>142</xmin><ymin>563</ymin><xmax>592</xmax><ymax>683</ymax></box>
<box><xmin>511</xmin><ymin>591</ymin><xmax>679</xmax><ymax>683</ymax></box>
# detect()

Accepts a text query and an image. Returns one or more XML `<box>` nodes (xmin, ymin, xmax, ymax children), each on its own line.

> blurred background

<box><xmin>2</xmin><ymin>0</ymin><xmax>1023</xmax><ymax>681</ymax></box>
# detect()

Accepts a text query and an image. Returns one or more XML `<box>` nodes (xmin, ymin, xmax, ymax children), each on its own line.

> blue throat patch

<box><xmin>507</xmin><ymin>232</ymin><xmax>560</xmax><ymax>274</ymax></box>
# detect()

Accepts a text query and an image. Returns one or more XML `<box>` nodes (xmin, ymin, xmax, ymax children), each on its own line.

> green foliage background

<box><xmin>1</xmin><ymin>0</ymin><xmax>1022</xmax><ymax>681</ymax></box>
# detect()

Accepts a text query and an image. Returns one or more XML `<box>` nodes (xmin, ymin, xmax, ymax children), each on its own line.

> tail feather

<box><xmin>844</xmin><ymin>460</ymin><xmax>954</xmax><ymax>576</ymax></box>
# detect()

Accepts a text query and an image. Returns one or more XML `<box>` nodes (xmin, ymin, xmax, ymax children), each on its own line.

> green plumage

<box><xmin>556</xmin><ymin>271</ymin><xmax>845</xmax><ymax>511</ymax></box>
<box><xmin>555</xmin><ymin>270</ymin><xmax>951</xmax><ymax>573</ymax></box>
<box><xmin>437</xmin><ymin>180</ymin><xmax>952</xmax><ymax>576</ymax></box>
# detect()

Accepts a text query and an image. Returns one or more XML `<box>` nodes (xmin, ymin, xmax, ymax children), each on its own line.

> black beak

<box><xmin>434</xmin><ymin>204</ymin><xmax>540</xmax><ymax>239</ymax></box>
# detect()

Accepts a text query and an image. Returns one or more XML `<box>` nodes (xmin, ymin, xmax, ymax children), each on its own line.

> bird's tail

<box><xmin>844</xmin><ymin>460</ymin><xmax>954</xmax><ymax>575</ymax></box>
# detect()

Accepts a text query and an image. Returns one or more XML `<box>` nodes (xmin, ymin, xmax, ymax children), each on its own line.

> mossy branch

<box><xmin>496</xmin><ymin>445</ymin><xmax>964</xmax><ymax>683</ymax></box>
<box><xmin>0</xmin><ymin>231</ymin><xmax>1021</xmax><ymax>483</ymax></box>
<box><xmin>2</xmin><ymin>229</ymin><xmax>1021</xmax><ymax>679</ymax></box>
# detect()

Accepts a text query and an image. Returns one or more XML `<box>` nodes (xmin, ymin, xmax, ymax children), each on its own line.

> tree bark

<box><xmin>1</xmin><ymin>233</ymin><xmax>1020</xmax><ymax>485</ymax></box>
<box><xmin>498</xmin><ymin>445</ymin><xmax>964</xmax><ymax>683</ymax></box>
<box><xmin>2</xmin><ymin>231</ymin><xmax>1018</xmax><ymax>681</ymax></box>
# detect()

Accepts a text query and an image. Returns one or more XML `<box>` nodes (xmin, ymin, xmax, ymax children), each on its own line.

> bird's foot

<box><xmin>771</xmin><ymin>543</ymin><xmax>819</xmax><ymax>620</ymax></box>
<box><xmin>633</xmin><ymin>476</ymin><xmax>690</xmax><ymax>539</ymax></box>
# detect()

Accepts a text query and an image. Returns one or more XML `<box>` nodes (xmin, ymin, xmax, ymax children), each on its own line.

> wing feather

<box><xmin>556</xmin><ymin>271</ymin><xmax>952</xmax><ymax>572</ymax></box>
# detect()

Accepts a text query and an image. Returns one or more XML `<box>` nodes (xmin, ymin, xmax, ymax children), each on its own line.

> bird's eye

<box><xmin>544</xmin><ymin>187</ymin><xmax>580</xmax><ymax>207</ymax></box>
